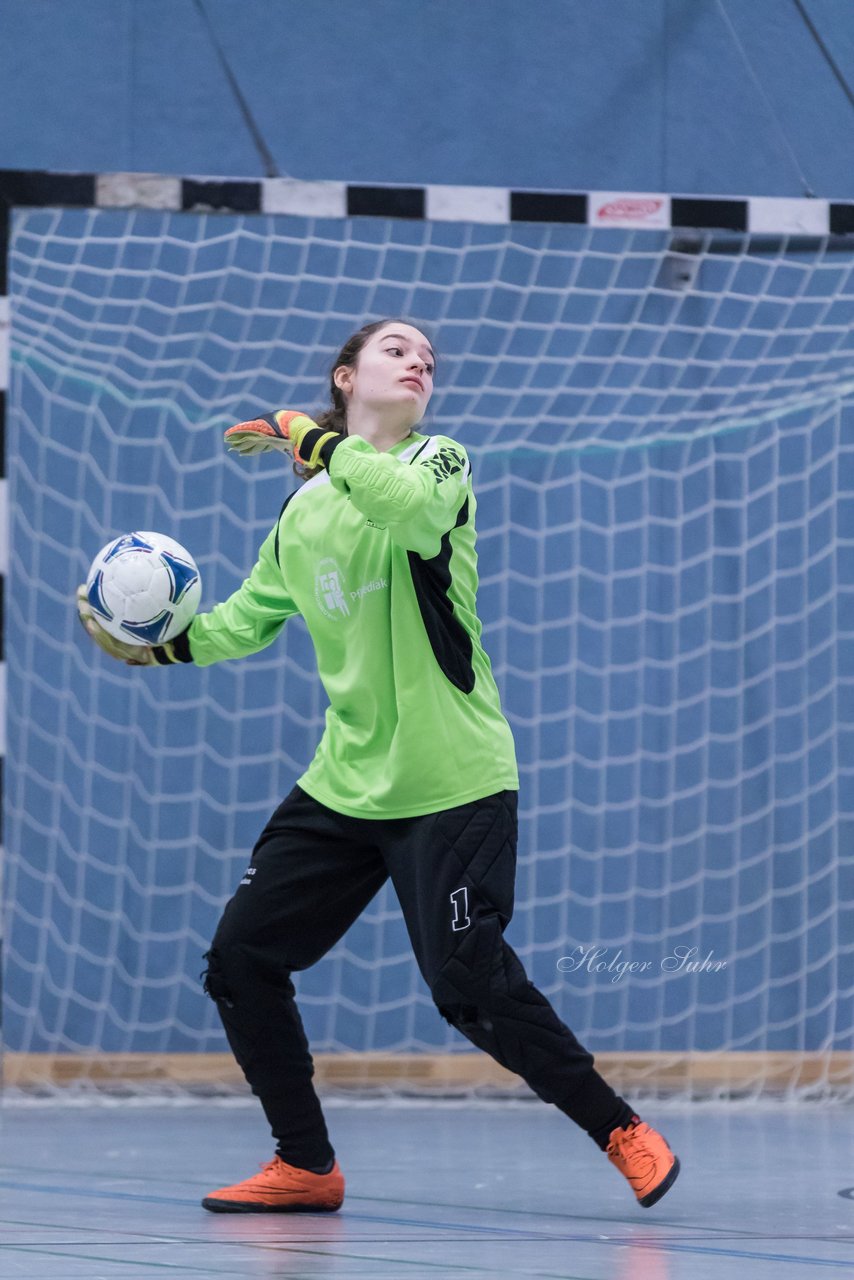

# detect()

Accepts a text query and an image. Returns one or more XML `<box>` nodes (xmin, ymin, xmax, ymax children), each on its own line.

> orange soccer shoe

<box><xmin>202</xmin><ymin>1155</ymin><xmax>345</xmax><ymax>1214</ymax></box>
<box><xmin>606</xmin><ymin>1119</ymin><xmax>680</xmax><ymax>1208</ymax></box>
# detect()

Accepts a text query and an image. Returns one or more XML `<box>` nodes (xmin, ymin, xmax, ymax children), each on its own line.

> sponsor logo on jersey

<box><xmin>422</xmin><ymin>445</ymin><xmax>467</xmax><ymax>483</ymax></box>
<box><xmin>315</xmin><ymin>560</ymin><xmax>390</xmax><ymax>618</ymax></box>
<box><xmin>315</xmin><ymin>558</ymin><xmax>350</xmax><ymax>618</ymax></box>
<box><xmin>350</xmin><ymin>578</ymin><xmax>388</xmax><ymax>601</ymax></box>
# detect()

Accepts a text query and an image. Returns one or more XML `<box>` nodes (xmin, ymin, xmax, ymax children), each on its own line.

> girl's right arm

<box><xmin>77</xmin><ymin>522</ymin><xmax>297</xmax><ymax>669</ymax></box>
<box><xmin>187</xmin><ymin>524</ymin><xmax>298</xmax><ymax>667</ymax></box>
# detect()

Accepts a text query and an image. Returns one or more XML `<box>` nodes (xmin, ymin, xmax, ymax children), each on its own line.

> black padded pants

<box><xmin>204</xmin><ymin>786</ymin><xmax>629</xmax><ymax>1169</ymax></box>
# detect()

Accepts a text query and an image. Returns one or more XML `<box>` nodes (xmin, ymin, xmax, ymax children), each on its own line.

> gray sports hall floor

<box><xmin>1</xmin><ymin>1100</ymin><xmax>852</xmax><ymax>1278</ymax></box>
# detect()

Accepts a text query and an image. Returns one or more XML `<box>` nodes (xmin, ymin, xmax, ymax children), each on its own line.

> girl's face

<box><xmin>335</xmin><ymin>323</ymin><xmax>435</xmax><ymax>427</ymax></box>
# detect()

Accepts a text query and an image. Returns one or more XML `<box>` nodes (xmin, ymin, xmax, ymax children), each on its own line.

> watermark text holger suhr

<box><xmin>557</xmin><ymin>945</ymin><xmax>727</xmax><ymax>984</ymax></box>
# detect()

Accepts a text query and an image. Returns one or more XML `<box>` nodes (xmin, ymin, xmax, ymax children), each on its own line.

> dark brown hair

<box><xmin>295</xmin><ymin>318</ymin><xmax>435</xmax><ymax>480</ymax></box>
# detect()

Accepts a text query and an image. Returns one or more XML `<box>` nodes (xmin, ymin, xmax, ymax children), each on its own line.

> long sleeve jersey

<box><xmin>187</xmin><ymin>431</ymin><xmax>519</xmax><ymax>819</ymax></box>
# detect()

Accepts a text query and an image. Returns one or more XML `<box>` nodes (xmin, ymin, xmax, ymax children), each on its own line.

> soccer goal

<box><xmin>2</xmin><ymin>172</ymin><xmax>853</xmax><ymax>1101</ymax></box>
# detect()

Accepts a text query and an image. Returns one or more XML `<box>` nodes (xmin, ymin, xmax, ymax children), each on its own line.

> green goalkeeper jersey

<box><xmin>187</xmin><ymin>432</ymin><xmax>519</xmax><ymax>819</ymax></box>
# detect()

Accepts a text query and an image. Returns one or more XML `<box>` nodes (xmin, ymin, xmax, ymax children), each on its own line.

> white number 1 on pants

<box><xmin>450</xmin><ymin>886</ymin><xmax>471</xmax><ymax>932</ymax></box>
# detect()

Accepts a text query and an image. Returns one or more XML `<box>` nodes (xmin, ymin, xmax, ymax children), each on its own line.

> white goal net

<box><xmin>4</xmin><ymin>205</ymin><xmax>854</xmax><ymax>1099</ymax></box>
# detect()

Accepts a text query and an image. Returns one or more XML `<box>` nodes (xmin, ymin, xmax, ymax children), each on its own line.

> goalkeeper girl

<box><xmin>78</xmin><ymin>318</ymin><xmax>680</xmax><ymax>1213</ymax></box>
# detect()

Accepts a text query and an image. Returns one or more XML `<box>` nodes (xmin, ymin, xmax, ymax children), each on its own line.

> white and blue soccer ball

<box><xmin>86</xmin><ymin>531</ymin><xmax>201</xmax><ymax>647</ymax></box>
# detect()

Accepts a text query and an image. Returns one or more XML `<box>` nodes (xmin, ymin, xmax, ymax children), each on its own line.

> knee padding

<box><xmin>430</xmin><ymin>913</ymin><xmax>519</xmax><ymax>999</ymax></box>
<box><xmin>202</xmin><ymin>942</ymin><xmax>297</xmax><ymax>1009</ymax></box>
<box><xmin>435</xmin><ymin>1001</ymin><xmax>480</xmax><ymax>1028</ymax></box>
<box><xmin>430</xmin><ymin>912</ymin><xmax>538</xmax><ymax>1038</ymax></box>
<box><xmin>201</xmin><ymin>948</ymin><xmax>234</xmax><ymax>1007</ymax></box>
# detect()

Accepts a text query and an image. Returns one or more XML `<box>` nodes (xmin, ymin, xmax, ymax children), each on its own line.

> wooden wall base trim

<box><xmin>4</xmin><ymin>1051</ymin><xmax>853</xmax><ymax>1095</ymax></box>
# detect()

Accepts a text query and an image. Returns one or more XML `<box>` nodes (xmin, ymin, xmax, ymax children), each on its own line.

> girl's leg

<box><xmin>381</xmin><ymin>791</ymin><xmax>633</xmax><ymax>1141</ymax></box>
<box><xmin>204</xmin><ymin>786</ymin><xmax>387</xmax><ymax>1170</ymax></box>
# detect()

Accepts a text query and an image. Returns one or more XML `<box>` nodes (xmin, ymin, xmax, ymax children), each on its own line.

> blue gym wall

<box><xmin>1</xmin><ymin>0</ymin><xmax>853</xmax><ymax>197</ymax></box>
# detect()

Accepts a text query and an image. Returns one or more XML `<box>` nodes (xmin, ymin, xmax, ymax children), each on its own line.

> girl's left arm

<box><xmin>327</xmin><ymin>435</ymin><xmax>471</xmax><ymax>559</ymax></box>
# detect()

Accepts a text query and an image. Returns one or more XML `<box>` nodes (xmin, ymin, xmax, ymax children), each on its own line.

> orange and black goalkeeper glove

<box><xmin>224</xmin><ymin>410</ymin><xmax>343</xmax><ymax>470</ymax></box>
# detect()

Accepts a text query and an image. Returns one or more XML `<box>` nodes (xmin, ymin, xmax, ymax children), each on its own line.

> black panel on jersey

<box><xmin>274</xmin><ymin>490</ymin><xmax>299</xmax><ymax>566</ymax></box>
<box><xmin>407</xmin><ymin>498</ymin><xmax>475</xmax><ymax>695</ymax></box>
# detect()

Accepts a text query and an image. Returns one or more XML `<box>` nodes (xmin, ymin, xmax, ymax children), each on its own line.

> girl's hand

<box><xmin>76</xmin><ymin>586</ymin><xmax>181</xmax><ymax>666</ymax></box>
<box><xmin>224</xmin><ymin>411</ymin><xmax>341</xmax><ymax>470</ymax></box>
